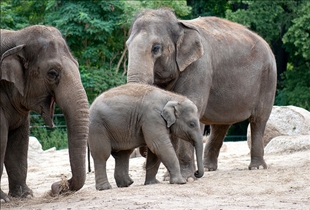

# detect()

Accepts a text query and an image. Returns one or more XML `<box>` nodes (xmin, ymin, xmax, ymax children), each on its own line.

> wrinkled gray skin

<box><xmin>126</xmin><ymin>8</ymin><xmax>277</xmax><ymax>180</ymax></box>
<box><xmin>0</xmin><ymin>25</ymin><xmax>89</xmax><ymax>202</ymax></box>
<box><xmin>88</xmin><ymin>83</ymin><xmax>204</xmax><ymax>190</ymax></box>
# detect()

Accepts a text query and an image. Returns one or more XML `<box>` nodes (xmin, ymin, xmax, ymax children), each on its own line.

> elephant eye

<box><xmin>48</xmin><ymin>69</ymin><xmax>59</xmax><ymax>80</ymax></box>
<box><xmin>151</xmin><ymin>43</ymin><xmax>161</xmax><ymax>55</ymax></box>
<box><xmin>189</xmin><ymin>122</ymin><xmax>196</xmax><ymax>128</ymax></box>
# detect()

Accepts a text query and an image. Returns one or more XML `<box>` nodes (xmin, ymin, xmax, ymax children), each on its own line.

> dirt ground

<box><xmin>1</xmin><ymin>140</ymin><xmax>310</xmax><ymax>210</ymax></box>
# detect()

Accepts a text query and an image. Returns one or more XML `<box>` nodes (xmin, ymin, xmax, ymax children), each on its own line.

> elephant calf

<box><xmin>88</xmin><ymin>83</ymin><xmax>204</xmax><ymax>190</ymax></box>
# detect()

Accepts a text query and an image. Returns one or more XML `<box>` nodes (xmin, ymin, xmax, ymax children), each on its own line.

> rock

<box><xmin>247</xmin><ymin>106</ymin><xmax>310</xmax><ymax>148</ymax></box>
<box><xmin>28</xmin><ymin>136</ymin><xmax>43</xmax><ymax>162</ymax></box>
<box><xmin>265</xmin><ymin>135</ymin><xmax>310</xmax><ymax>154</ymax></box>
<box><xmin>130</xmin><ymin>148</ymin><xmax>142</xmax><ymax>158</ymax></box>
<box><xmin>29</xmin><ymin>136</ymin><xmax>43</xmax><ymax>153</ymax></box>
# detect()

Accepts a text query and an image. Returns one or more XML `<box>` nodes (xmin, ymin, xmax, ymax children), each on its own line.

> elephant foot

<box><xmin>204</xmin><ymin>164</ymin><xmax>217</xmax><ymax>171</ymax></box>
<box><xmin>248</xmin><ymin>158</ymin><xmax>267</xmax><ymax>170</ymax></box>
<box><xmin>165</xmin><ymin>171</ymin><xmax>187</xmax><ymax>184</ymax></box>
<box><xmin>116</xmin><ymin>177</ymin><xmax>134</xmax><ymax>188</ymax></box>
<box><xmin>169</xmin><ymin>175</ymin><xmax>186</xmax><ymax>184</ymax></box>
<box><xmin>8</xmin><ymin>184</ymin><xmax>33</xmax><ymax>198</ymax></box>
<box><xmin>96</xmin><ymin>182</ymin><xmax>112</xmax><ymax>191</ymax></box>
<box><xmin>1</xmin><ymin>190</ymin><xmax>10</xmax><ymax>202</ymax></box>
<box><xmin>144</xmin><ymin>178</ymin><xmax>160</xmax><ymax>185</ymax></box>
<box><xmin>163</xmin><ymin>169</ymin><xmax>197</xmax><ymax>182</ymax></box>
<box><xmin>203</xmin><ymin>157</ymin><xmax>218</xmax><ymax>171</ymax></box>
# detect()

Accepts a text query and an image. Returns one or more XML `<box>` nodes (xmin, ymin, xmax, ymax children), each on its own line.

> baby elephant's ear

<box><xmin>161</xmin><ymin>101</ymin><xmax>179</xmax><ymax>128</ymax></box>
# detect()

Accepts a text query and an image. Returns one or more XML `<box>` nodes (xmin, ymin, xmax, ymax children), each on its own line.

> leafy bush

<box><xmin>276</xmin><ymin>63</ymin><xmax>310</xmax><ymax>110</ymax></box>
<box><xmin>30</xmin><ymin>113</ymin><xmax>68</xmax><ymax>150</ymax></box>
<box><xmin>30</xmin><ymin>127</ymin><xmax>68</xmax><ymax>150</ymax></box>
<box><xmin>80</xmin><ymin>65</ymin><xmax>126</xmax><ymax>104</ymax></box>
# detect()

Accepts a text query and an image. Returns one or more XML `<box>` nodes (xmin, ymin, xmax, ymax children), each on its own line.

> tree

<box><xmin>186</xmin><ymin>0</ymin><xmax>231</xmax><ymax>18</ymax></box>
<box><xmin>277</xmin><ymin>1</ymin><xmax>310</xmax><ymax>110</ymax></box>
<box><xmin>0</xmin><ymin>0</ymin><xmax>47</xmax><ymax>29</ymax></box>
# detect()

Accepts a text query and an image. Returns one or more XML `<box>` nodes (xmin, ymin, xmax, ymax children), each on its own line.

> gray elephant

<box><xmin>88</xmin><ymin>83</ymin><xmax>204</xmax><ymax>190</ymax></box>
<box><xmin>0</xmin><ymin>25</ymin><xmax>89</xmax><ymax>202</ymax></box>
<box><xmin>126</xmin><ymin>8</ymin><xmax>277</xmax><ymax>179</ymax></box>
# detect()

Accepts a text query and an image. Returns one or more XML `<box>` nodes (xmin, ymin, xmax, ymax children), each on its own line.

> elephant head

<box><xmin>126</xmin><ymin>8</ymin><xmax>204</xmax><ymax>89</ymax></box>
<box><xmin>0</xmin><ymin>25</ymin><xmax>89</xmax><ymax>194</ymax></box>
<box><xmin>161</xmin><ymin>100</ymin><xmax>204</xmax><ymax>178</ymax></box>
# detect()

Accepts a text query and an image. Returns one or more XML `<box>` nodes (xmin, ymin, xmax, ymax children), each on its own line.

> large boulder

<box><xmin>247</xmin><ymin>106</ymin><xmax>310</xmax><ymax>148</ymax></box>
<box><xmin>264</xmin><ymin>135</ymin><xmax>310</xmax><ymax>154</ymax></box>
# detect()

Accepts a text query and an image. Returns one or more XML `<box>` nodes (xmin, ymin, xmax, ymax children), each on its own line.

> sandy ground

<box><xmin>1</xmin><ymin>140</ymin><xmax>310</xmax><ymax>210</ymax></box>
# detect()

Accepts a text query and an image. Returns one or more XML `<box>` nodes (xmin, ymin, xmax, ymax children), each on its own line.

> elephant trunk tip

<box><xmin>51</xmin><ymin>180</ymin><xmax>70</xmax><ymax>195</ymax></box>
<box><xmin>194</xmin><ymin>170</ymin><xmax>204</xmax><ymax>178</ymax></box>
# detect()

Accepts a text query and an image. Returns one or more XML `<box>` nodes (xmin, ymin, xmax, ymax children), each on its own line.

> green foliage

<box><xmin>0</xmin><ymin>0</ymin><xmax>47</xmax><ymax>29</ymax></box>
<box><xmin>30</xmin><ymin>127</ymin><xmax>68</xmax><ymax>150</ymax></box>
<box><xmin>45</xmin><ymin>0</ymin><xmax>123</xmax><ymax>67</ymax></box>
<box><xmin>30</xmin><ymin>113</ymin><xmax>68</xmax><ymax>150</ymax></box>
<box><xmin>186</xmin><ymin>0</ymin><xmax>231</xmax><ymax>18</ymax></box>
<box><xmin>225</xmin><ymin>1</ymin><xmax>297</xmax><ymax>43</ymax></box>
<box><xmin>277</xmin><ymin>1</ymin><xmax>310</xmax><ymax>111</ymax></box>
<box><xmin>276</xmin><ymin>62</ymin><xmax>310</xmax><ymax>110</ymax></box>
<box><xmin>80</xmin><ymin>65</ymin><xmax>126</xmax><ymax>103</ymax></box>
<box><xmin>282</xmin><ymin>1</ymin><xmax>310</xmax><ymax>60</ymax></box>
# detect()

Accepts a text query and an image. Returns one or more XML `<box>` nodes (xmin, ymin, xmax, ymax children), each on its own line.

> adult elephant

<box><xmin>126</xmin><ymin>8</ymin><xmax>277</xmax><ymax>180</ymax></box>
<box><xmin>0</xmin><ymin>25</ymin><xmax>89</xmax><ymax>202</ymax></box>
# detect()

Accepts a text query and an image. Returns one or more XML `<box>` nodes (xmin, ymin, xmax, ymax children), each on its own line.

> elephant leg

<box><xmin>144</xmin><ymin>148</ymin><xmax>161</xmax><ymax>185</ymax></box>
<box><xmin>5</xmin><ymin>119</ymin><xmax>33</xmax><ymax>198</ymax></box>
<box><xmin>93</xmin><ymin>158</ymin><xmax>111</xmax><ymax>191</ymax></box>
<box><xmin>88</xmin><ymin>127</ymin><xmax>112</xmax><ymax>190</ymax></box>
<box><xmin>204</xmin><ymin>124</ymin><xmax>230</xmax><ymax>171</ymax></box>
<box><xmin>167</xmin><ymin>136</ymin><xmax>196</xmax><ymax>181</ymax></box>
<box><xmin>248</xmin><ymin>120</ymin><xmax>267</xmax><ymax>169</ymax></box>
<box><xmin>150</xmin><ymin>141</ymin><xmax>186</xmax><ymax>184</ymax></box>
<box><xmin>112</xmin><ymin>149</ymin><xmax>134</xmax><ymax>188</ymax></box>
<box><xmin>0</xmin><ymin>116</ymin><xmax>10</xmax><ymax>202</ymax></box>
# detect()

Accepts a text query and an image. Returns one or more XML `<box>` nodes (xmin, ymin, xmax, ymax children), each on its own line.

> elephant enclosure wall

<box><xmin>2</xmin><ymin>140</ymin><xmax>310</xmax><ymax>209</ymax></box>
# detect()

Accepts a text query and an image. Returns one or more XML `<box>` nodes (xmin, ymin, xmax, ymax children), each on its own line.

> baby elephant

<box><xmin>88</xmin><ymin>83</ymin><xmax>204</xmax><ymax>190</ymax></box>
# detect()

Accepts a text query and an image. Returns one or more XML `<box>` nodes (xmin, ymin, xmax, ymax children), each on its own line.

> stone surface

<box><xmin>247</xmin><ymin>106</ymin><xmax>310</xmax><ymax>148</ymax></box>
<box><xmin>130</xmin><ymin>148</ymin><xmax>142</xmax><ymax>158</ymax></box>
<box><xmin>28</xmin><ymin>136</ymin><xmax>44</xmax><ymax>163</ymax></box>
<box><xmin>29</xmin><ymin>136</ymin><xmax>43</xmax><ymax>153</ymax></box>
<box><xmin>265</xmin><ymin>135</ymin><xmax>310</xmax><ymax>154</ymax></box>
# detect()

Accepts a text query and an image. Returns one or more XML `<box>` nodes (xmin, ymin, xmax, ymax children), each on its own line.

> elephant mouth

<box><xmin>154</xmin><ymin>73</ymin><xmax>179</xmax><ymax>91</ymax></box>
<box><xmin>49</xmin><ymin>96</ymin><xmax>55</xmax><ymax>119</ymax></box>
<box><xmin>40</xmin><ymin>95</ymin><xmax>55</xmax><ymax>128</ymax></box>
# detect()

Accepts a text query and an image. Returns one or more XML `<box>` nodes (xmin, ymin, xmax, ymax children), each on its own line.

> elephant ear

<box><xmin>161</xmin><ymin>101</ymin><xmax>180</xmax><ymax>128</ymax></box>
<box><xmin>176</xmin><ymin>21</ymin><xmax>204</xmax><ymax>72</ymax></box>
<box><xmin>0</xmin><ymin>45</ymin><xmax>27</xmax><ymax>96</ymax></box>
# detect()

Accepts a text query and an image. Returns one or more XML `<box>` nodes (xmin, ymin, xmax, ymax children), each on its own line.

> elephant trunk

<box><xmin>194</xmin><ymin>133</ymin><xmax>204</xmax><ymax>178</ymax></box>
<box><xmin>127</xmin><ymin>45</ymin><xmax>154</xmax><ymax>84</ymax></box>
<box><xmin>51</xmin><ymin>70</ymin><xmax>89</xmax><ymax>194</ymax></box>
